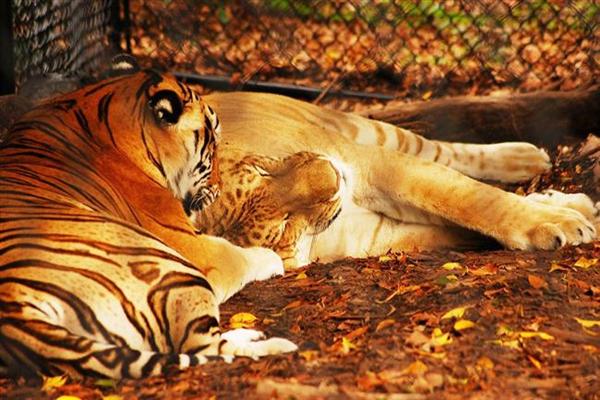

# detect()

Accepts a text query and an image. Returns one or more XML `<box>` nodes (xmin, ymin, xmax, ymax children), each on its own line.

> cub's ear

<box><xmin>108</xmin><ymin>54</ymin><xmax>140</xmax><ymax>77</ymax></box>
<box><xmin>149</xmin><ymin>90</ymin><xmax>183</xmax><ymax>124</ymax></box>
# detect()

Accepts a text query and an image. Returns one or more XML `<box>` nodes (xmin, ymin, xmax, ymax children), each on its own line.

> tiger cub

<box><xmin>0</xmin><ymin>68</ymin><xmax>295</xmax><ymax>379</ymax></box>
<box><xmin>195</xmin><ymin>91</ymin><xmax>597</xmax><ymax>264</ymax></box>
<box><xmin>195</xmin><ymin>149</ymin><xmax>344</xmax><ymax>268</ymax></box>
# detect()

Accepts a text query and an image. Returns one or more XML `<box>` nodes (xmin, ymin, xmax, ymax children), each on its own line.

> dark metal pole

<box><xmin>0</xmin><ymin>0</ymin><xmax>15</xmax><ymax>95</ymax></box>
<box><xmin>174</xmin><ymin>72</ymin><xmax>395</xmax><ymax>101</ymax></box>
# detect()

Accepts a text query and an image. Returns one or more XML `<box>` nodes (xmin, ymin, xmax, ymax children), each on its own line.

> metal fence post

<box><xmin>0</xmin><ymin>0</ymin><xmax>15</xmax><ymax>95</ymax></box>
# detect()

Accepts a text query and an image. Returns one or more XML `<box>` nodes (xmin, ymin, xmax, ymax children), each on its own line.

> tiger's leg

<box><xmin>307</xmin><ymin>202</ymin><xmax>488</xmax><ymax>264</ymax></box>
<box><xmin>342</xmin><ymin>145</ymin><xmax>595</xmax><ymax>250</ymax></box>
<box><xmin>340</xmin><ymin>113</ymin><xmax>551</xmax><ymax>183</ymax></box>
<box><xmin>190</xmin><ymin>235</ymin><xmax>284</xmax><ymax>304</ymax></box>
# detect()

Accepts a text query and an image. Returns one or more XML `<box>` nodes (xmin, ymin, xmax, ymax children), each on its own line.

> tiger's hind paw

<box><xmin>220</xmin><ymin>328</ymin><xmax>297</xmax><ymax>360</ymax></box>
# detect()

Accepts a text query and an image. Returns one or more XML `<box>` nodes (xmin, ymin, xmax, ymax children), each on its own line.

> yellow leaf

<box><xmin>518</xmin><ymin>331</ymin><xmax>554</xmax><ymax>340</ymax></box>
<box><xmin>229</xmin><ymin>312</ymin><xmax>257</xmax><ymax>329</ymax></box>
<box><xmin>56</xmin><ymin>397</ymin><xmax>82</xmax><ymax>400</ymax></box>
<box><xmin>42</xmin><ymin>375</ymin><xmax>67</xmax><ymax>392</ymax></box>
<box><xmin>430</xmin><ymin>328</ymin><xmax>453</xmax><ymax>346</ymax></box>
<box><xmin>491</xmin><ymin>339</ymin><xmax>521</xmax><ymax>350</ymax></box>
<box><xmin>574</xmin><ymin>317</ymin><xmax>600</xmax><ymax>329</ymax></box>
<box><xmin>421</xmin><ymin>91</ymin><xmax>433</xmax><ymax>100</ymax></box>
<box><xmin>341</xmin><ymin>337</ymin><xmax>357</xmax><ymax>354</ymax></box>
<box><xmin>574</xmin><ymin>257</ymin><xmax>598</xmax><ymax>269</ymax></box>
<box><xmin>402</xmin><ymin>360</ymin><xmax>428</xmax><ymax>375</ymax></box>
<box><xmin>441</xmin><ymin>262</ymin><xmax>462</xmax><ymax>271</ymax></box>
<box><xmin>528</xmin><ymin>355</ymin><xmax>542</xmax><ymax>370</ymax></box>
<box><xmin>496</xmin><ymin>325</ymin><xmax>513</xmax><ymax>336</ymax></box>
<box><xmin>378</xmin><ymin>255</ymin><xmax>392</xmax><ymax>262</ymax></box>
<box><xmin>453</xmin><ymin>319</ymin><xmax>475</xmax><ymax>331</ymax></box>
<box><xmin>549</xmin><ymin>263</ymin><xmax>569</xmax><ymax>272</ymax></box>
<box><xmin>295</xmin><ymin>271</ymin><xmax>307</xmax><ymax>280</ymax></box>
<box><xmin>103</xmin><ymin>396</ymin><xmax>124</xmax><ymax>400</ymax></box>
<box><xmin>299</xmin><ymin>350</ymin><xmax>319</xmax><ymax>361</ymax></box>
<box><xmin>441</xmin><ymin>306</ymin><xmax>469</xmax><ymax>320</ymax></box>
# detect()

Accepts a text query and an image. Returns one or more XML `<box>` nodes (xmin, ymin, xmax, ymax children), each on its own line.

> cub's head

<box><xmin>105</xmin><ymin>55</ymin><xmax>221</xmax><ymax>215</ymax></box>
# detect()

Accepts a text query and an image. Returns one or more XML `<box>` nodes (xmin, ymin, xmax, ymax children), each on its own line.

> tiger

<box><xmin>191</xmin><ymin>90</ymin><xmax>598</xmax><ymax>266</ymax></box>
<box><xmin>0</xmin><ymin>66</ymin><xmax>296</xmax><ymax>379</ymax></box>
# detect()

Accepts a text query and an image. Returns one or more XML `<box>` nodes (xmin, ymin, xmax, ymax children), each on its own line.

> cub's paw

<box><xmin>509</xmin><ymin>202</ymin><xmax>596</xmax><ymax>250</ymax></box>
<box><xmin>243</xmin><ymin>246</ymin><xmax>284</xmax><ymax>281</ymax></box>
<box><xmin>480</xmin><ymin>142</ymin><xmax>550</xmax><ymax>183</ymax></box>
<box><xmin>220</xmin><ymin>328</ymin><xmax>297</xmax><ymax>360</ymax></box>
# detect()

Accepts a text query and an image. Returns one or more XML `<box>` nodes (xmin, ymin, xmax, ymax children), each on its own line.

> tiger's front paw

<box><xmin>506</xmin><ymin>201</ymin><xmax>596</xmax><ymax>250</ymax></box>
<box><xmin>220</xmin><ymin>328</ymin><xmax>297</xmax><ymax>360</ymax></box>
<box><xmin>243</xmin><ymin>247</ymin><xmax>284</xmax><ymax>281</ymax></box>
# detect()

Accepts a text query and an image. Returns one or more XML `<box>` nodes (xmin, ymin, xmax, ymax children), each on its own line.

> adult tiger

<box><xmin>0</xmin><ymin>67</ymin><xmax>295</xmax><ymax>379</ymax></box>
<box><xmin>193</xmin><ymin>91</ymin><xmax>598</xmax><ymax>266</ymax></box>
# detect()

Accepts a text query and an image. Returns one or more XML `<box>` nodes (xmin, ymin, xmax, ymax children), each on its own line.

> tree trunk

<box><xmin>360</xmin><ymin>87</ymin><xmax>600</xmax><ymax>147</ymax></box>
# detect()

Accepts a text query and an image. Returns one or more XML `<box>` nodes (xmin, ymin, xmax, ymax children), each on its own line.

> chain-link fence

<box><xmin>7</xmin><ymin>0</ymin><xmax>128</xmax><ymax>90</ymax></box>
<box><xmin>130</xmin><ymin>0</ymin><xmax>599</xmax><ymax>98</ymax></box>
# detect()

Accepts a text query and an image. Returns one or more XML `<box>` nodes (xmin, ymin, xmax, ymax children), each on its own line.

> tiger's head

<box><xmin>105</xmin><ymin>55</ymin><xmax>222</xmax><ymax>216</ymax></box>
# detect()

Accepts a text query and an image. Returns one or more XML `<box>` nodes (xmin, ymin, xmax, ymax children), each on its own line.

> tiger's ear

<box><xmin>149</xmin><ymin>90</ymin><xmax>183</xmax><ymax>125</ymax></box>
<box><xmin>108</xmin><ymin>54</ymin><xmax>140</xmax><ymax>77</ymax></box>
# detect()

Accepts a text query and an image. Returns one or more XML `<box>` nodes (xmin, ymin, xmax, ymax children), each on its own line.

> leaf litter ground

<box><xmin>1</xmin><ymin>142</ymin><xmax>599</xmax><ymax>400</ymax></box>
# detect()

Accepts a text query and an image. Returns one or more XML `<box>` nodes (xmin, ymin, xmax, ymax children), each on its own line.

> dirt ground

<box><xmin>1</xmin><ymin>137</ymin><xmax>599</xmax><ymax>399</ymax></box>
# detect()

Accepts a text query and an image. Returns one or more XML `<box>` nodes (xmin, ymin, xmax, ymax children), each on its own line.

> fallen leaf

<box><xmin>469</xmin><ymin>263</ymin><xmax>497</xmax><ymax>276</ymax></box>
<box><xmin>42</xmin><ymin>375</ymin><xmax>67</xmax><ymax>392</ymax></box>
<box><xmin>103</xmin><ymin>396</ymin><xmax>124</xmax><ymax>400</ymax></box>
<box><xmin>283</xmin><ymin>300</ymin><xmax>304</xmax><ymax>311</ymax></box>
<box><xmin>497</xmin><ymin>325</ymin><xmax>514</xmax><ymax>336</ymax></box>
<box><xmin>56</xmin><ymin>397</ymin><xmax>82</xmax><ymax>400</ymax></box>
<box><xmin>346</xmin><ymin>326</ymin><xmax>368</xmax><ymax>341</ymax></box>
<box><xmin>549</xmin><ymin>262</ymin><xmax>570</xmax><ymax>272</ymax></box>
<box><xmin>490</xmin><ymin>339</ymin><xmax>521</xmax><ymax>350</ymax></box>
<box><xmin>430</xmin><ymin>328</ymin><xmax>453</xmax><ymax>347</ymax></box>
<box><xmin>476</xmin><ymin>356</ymin><xmax>494</xmax><ymax>370</ymax></box>
<box><xmin>574</xmin><ymin>257</ymin><xmax>598</xmax><ymax>269</ymax></box>
<box><xmin>95</xmin><ymin>379</ymin><xmax>116</xmax><ymax>388</ymax></box>
<box><xmin>378</xmin><ymin>255</ymin><xmax>392</xmax><ymax>262</ymax></box>
<box><xmin>402</xmin><ymin>360</ymin><xmax>428</xmax><ymax>375</ymax></box>
<box><xmin>295</xmin><ymin>271</ymin><xmax>307</xmax><ymax>280</ymax></box>
<box><xmin>341</xmin><ymin>336</ymin><xmax>357</xmax><ymax>353</ymax></box>
<box><xmin>453</xmin><ymin>319</ymin><xmax>475</xmax><ymax>331</ymax></box>
<box><xmin>376</xmin><ymin>319</ymin><xmax>395</xmax><ymax>332</ymax></box>
<box><xmin>229</xmin><ymin>312</ymin><xmax>257</xmax><ymax>329</ymax></box>
<box><xmin>441</xmin><ymin>262</ymin><xmax>463</xmax><ymax>271</ymax></box>
<box><xmin>441</xmin><ymin>306</ymin><xmax>469</xmax><ymax>320</ymax></box>
<box><xmin>574</xmin><ymin>317</ymin><xmax>600</xmax><ymax>329</ymax></box>
<box><xmin>299</xmin><ymin>350</ymin><xmax>319</xmax><ymax>361</ymax></box>
<box><xmin>528</xmin><ymin>274</ymin><xmax>547</xmax><ymax>289</ymax></box>
<box><xmin>528</xmin><ymin>355</ymin><xmax>542</xmax><ymax>370</ymax></box>
<box><xmin>518</xmin><ymin>331</ymin><xmax>554</xmax><ymax>340</ymax></box>
<box><xmin>437</xmin><ymin>274</ymin><xmax>459</xmax><ymax>285</ymax></box>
